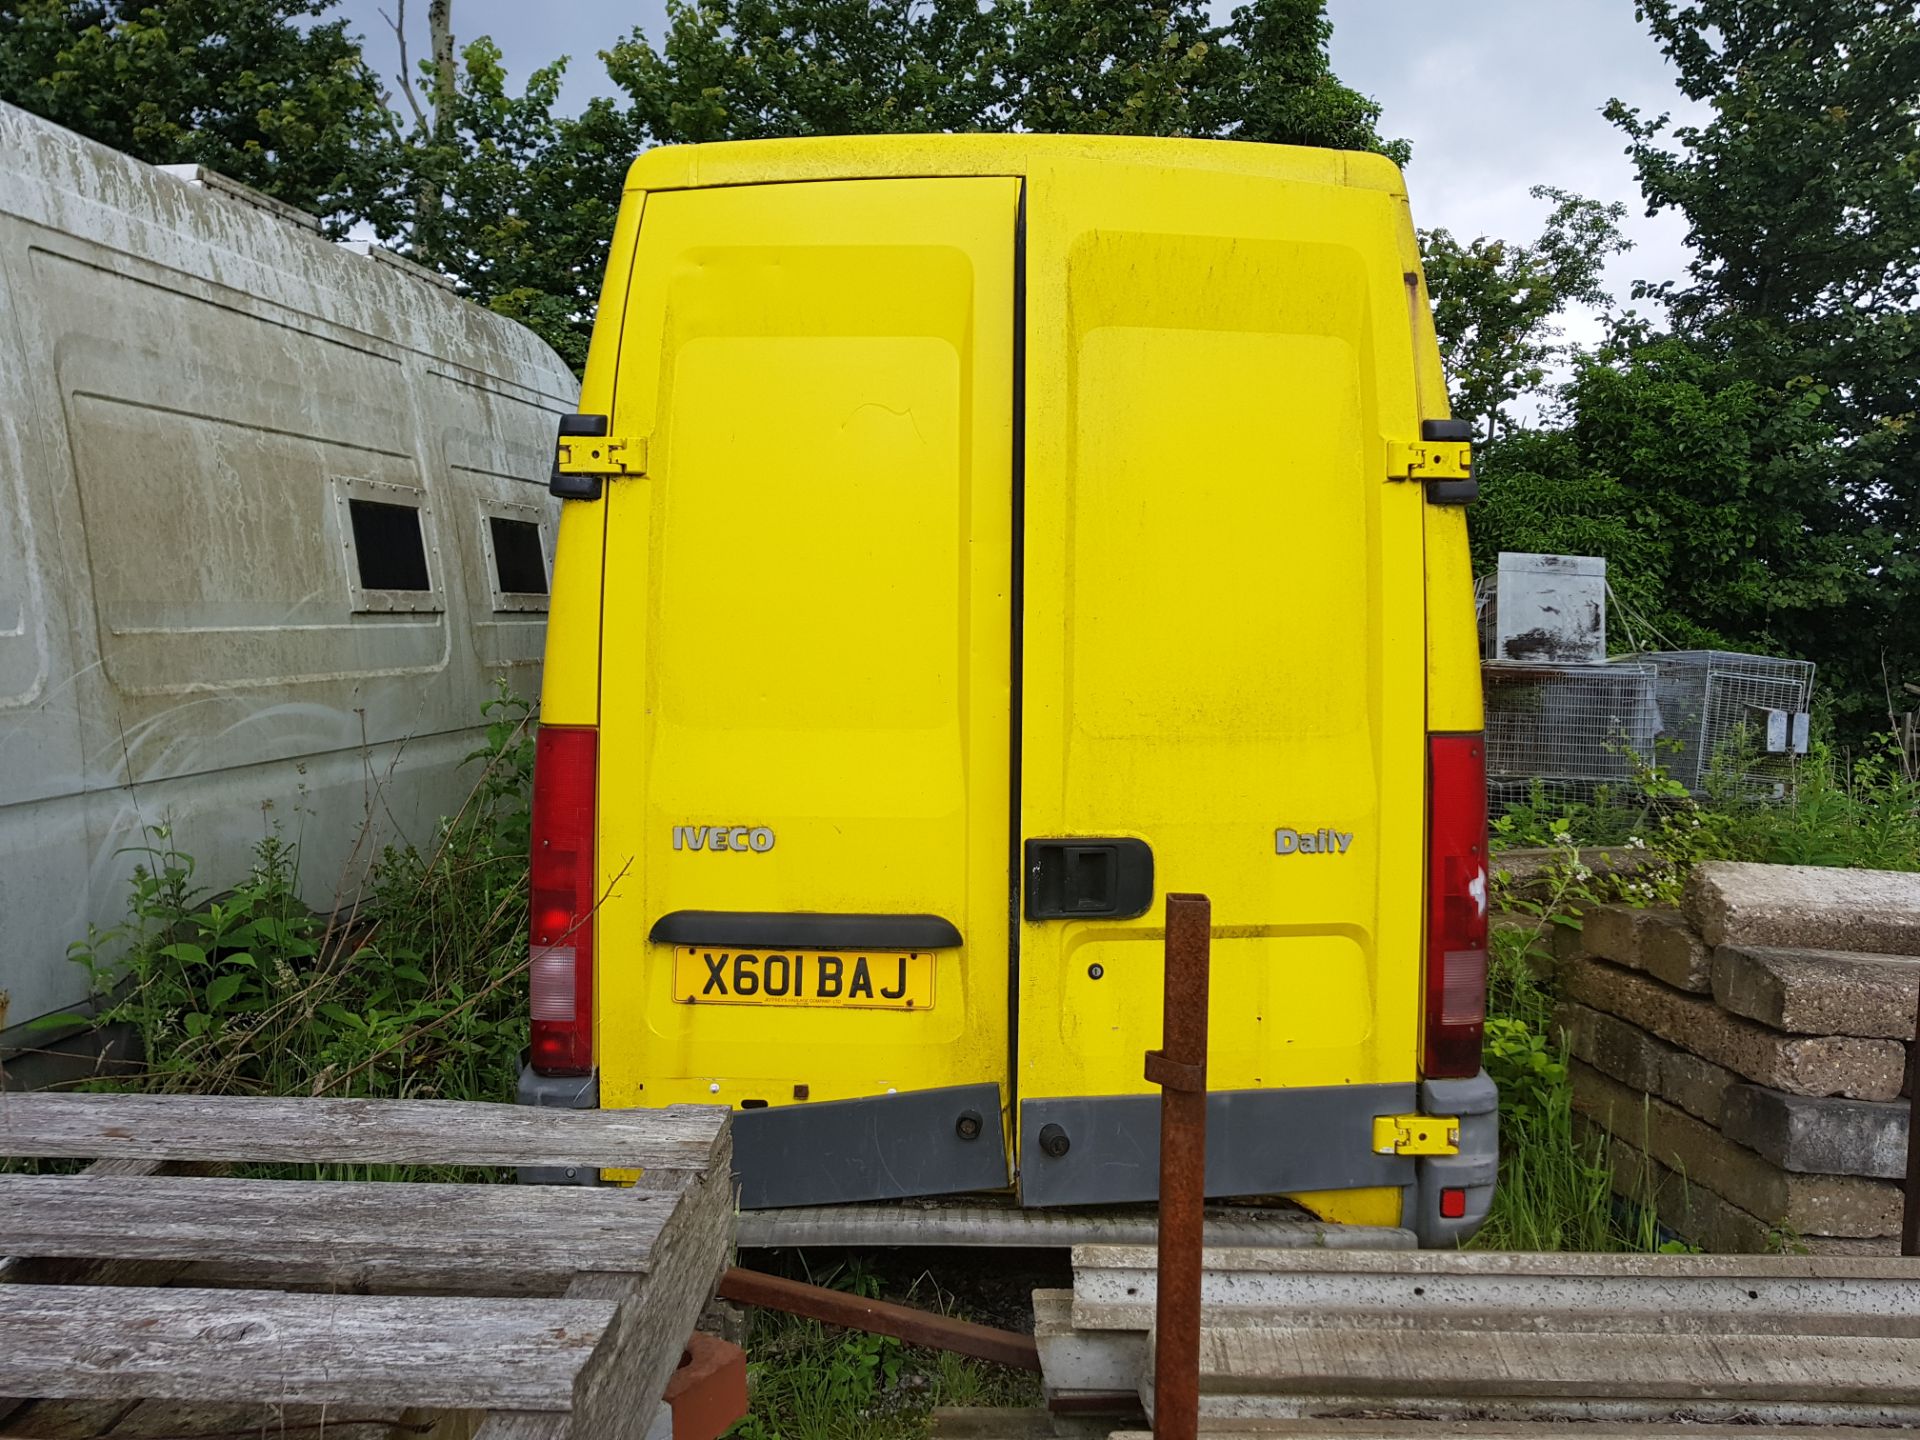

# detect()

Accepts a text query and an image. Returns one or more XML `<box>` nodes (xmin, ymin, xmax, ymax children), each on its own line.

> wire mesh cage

<box><xmin>1484</xmin><ymin>661</ymin><xmax>1662</xmax><ymax>809</ymax></box>
<box><xmin>1625</xmin><ymin>650</ymin><xmax>1817</xmax><ymax>796</ymax></box>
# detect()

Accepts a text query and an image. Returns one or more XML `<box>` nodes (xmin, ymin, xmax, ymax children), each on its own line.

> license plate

<box><xmin>672</xmin><ymin>947</ymin><xmax>936</xmax><ymax>1010</ymax></box>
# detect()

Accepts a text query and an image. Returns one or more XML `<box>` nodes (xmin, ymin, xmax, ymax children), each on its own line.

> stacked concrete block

<box><xmin>1555</xmin><ymin>860</ymin><xmax>1920</xmax><ymax>1254</ymax></box>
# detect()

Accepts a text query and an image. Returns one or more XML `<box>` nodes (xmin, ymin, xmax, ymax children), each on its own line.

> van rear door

<box><xmin>594</xmin><ymin>178</ymin><xmax>1020</xmax><ymax>1205</ymax></box>
<box><xmin>1014</xmin><ymin>167</ymin><xmax>1431</xmax><ymax>1208</ymax></box>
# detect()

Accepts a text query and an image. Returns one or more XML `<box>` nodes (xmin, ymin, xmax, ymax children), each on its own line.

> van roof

<box><xmin>624</xmin><ymin>133</ymin><xmax>1409</xmax><ymax>200</ymax></box>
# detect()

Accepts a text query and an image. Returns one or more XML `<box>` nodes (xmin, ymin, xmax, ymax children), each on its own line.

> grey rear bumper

<box><xmin>514</xmin><ymin>1064</ymin><xmax>1498</xmax><ymax>1246</ymax></box>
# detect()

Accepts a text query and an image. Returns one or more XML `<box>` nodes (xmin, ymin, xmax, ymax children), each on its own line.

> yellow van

<box><xmin>517</xmin><ymin>135</ymin><xmax>1496</xmax><ymax>1246</ymax></box>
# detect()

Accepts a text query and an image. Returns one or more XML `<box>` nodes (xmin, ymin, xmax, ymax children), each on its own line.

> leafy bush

<box><xmin>1478</xmin><ymin>730</ymin><xmax>1920</xmax><ymax>1251</ymax></box>
<box><xmin>57</xmin><ymin>683</ymin><xmax>536</xmax><ymax>1104</ymax></box>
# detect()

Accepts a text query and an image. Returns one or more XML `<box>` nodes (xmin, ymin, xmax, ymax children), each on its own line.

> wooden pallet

<box><xmin>0</xmin><ymin>1092</ymin><xmax>734</xmax><ymax>1440</ymax></box>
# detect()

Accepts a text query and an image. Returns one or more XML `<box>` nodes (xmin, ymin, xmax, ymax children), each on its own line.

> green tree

<box><xmin>372</xmin><ymin>27</ymin><xmax>632</xmax><ymax>371</ymax></box>
<box><xmin>1599</xmin><ymin>0</ymin><xmax>1920</xmax><ymax>724</ymax></box>
<box><xmin>1473</xmin><ymin>328</ymin><xmax>1844</xmax><ymax>653</ymax></box>
<box><xmin>604</xmin><ymin>0</ymin><xmax>1407</xmax><ymax>158</ymax></box>
<box><xmin>0</xmin><ymin>0</ymin><xmax>392</xmax><ymax>231</ymax></box>
<box><xmin>1421</xmin><ymin>187</ymin><xmax>1630</xmax><ymax>441</ymax></box>
<box><xmin>605</xmin><ymin>0</ymin><xmax>1001</xmax><ymax>140</ymax></box>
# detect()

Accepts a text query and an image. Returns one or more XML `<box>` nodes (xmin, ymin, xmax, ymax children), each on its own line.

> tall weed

<box><xmin>55</xmin><ymin>683</ymin><xmax>535</xmax><ymax>1104</ymax></box>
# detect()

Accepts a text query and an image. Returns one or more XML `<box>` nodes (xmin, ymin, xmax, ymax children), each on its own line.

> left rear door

<box><xmin>594</xmin><ymin>177</ymin><xmax>1021</xmax><ymax>1199</ymax></box>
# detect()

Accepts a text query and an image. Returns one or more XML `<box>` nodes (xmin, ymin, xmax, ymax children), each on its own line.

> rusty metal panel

<box><xmin>0</xmin><ymin>101</ymin><xmax>578</xmax><ymax>1035</ymax></box>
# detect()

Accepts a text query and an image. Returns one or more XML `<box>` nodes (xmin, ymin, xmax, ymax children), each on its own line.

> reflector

<box><xmin>1425</xmin><ymin>733</ymin><xmax>1488</xmax><ymax>1078</ymax></box>
<box><xmin>529</xmin><ymin>725</ymin><xmax>598</xmax><ymax>1075</ymax></box>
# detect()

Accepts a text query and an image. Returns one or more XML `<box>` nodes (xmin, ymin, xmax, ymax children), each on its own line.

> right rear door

<box><xmin>1014</xmin><ymin>163</ymin><xmax>1430</xmax><ymax>1203</ymax></box>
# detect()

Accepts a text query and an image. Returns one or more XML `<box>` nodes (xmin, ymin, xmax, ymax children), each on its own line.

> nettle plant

<box><xmin>57</xmin><ymin>683</ymin><xmax>537</xmax><ymax>1103</ymax></box>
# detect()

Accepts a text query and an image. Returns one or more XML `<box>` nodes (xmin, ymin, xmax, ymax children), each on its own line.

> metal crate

<box><xmin>1627</xmin><ymin>650</ymin><xmax>1816</xmax><ymax>795</ymax></box>
<box><xmin>1484</xmin><ymin>661</ymin><xmax>1662</xmax><ymax>805</ymax></box>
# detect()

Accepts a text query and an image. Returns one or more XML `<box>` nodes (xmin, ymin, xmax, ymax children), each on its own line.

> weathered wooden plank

<box><xmin>0</xmin><ymin>1399</ymin><xmax>144</xmax><ymax>1439</ymax></box>
<box><xmin>467</xmin><ymin>1415</ymin><xmax>570</xmax><ymax>1440</ymax></box>
<box><xmin>0</xmin><ymin>1094</ymin><xmax>729</xmax><ymax>1173</ymax></box>
<box><xmin>0</xmin><ymin>1287</ymin><xmax>616</xmax><ymax>1411</ymax></box>
<box><xmin>0</xmin><ymin>1175</ymin><xmax>679</xmax><ymax>1288</ymax></box>
<box><xmin>106</xmin><ymin>1401</ymin><xmax>414</xmax><ymax>1440</ymax></box>
<box><xmin>562</xmin><ymin>1138</ymin><xmax>737</xmax><ymax>1440</ymax></box>
<box><xmin>1</xmin><ymin>1156</ymin><xmax>195</xmax><ymax>1426</ymax></box>
<box><xmin>1</xmin><ymin>1397</ymin><xmax>438</xmax><ymax>1440</ymax></box>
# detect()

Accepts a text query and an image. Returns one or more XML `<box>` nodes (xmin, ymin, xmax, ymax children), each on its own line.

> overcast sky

<box><xmin>337</xmin><ymin>0</ymin><xmax>1707</xmax><ymax>346</ymax></box>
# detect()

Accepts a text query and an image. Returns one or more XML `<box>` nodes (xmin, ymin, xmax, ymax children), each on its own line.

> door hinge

<box><xmin>1386</xmin><ymin>438</ymin><xmax>1472</xmax><ymax>483</ymax></box>
<box><xmin>1389</xmin><ymin>420</ymin><xmax>1476</xmax><ymax>504</ymax></box>
<box><xmin>556</xmin><ymin>433</ymin><xmax>648</xmax><ymax>478</ymax></box>
<box><xmin>550</xmin><ymin>413</ymin><xmax>648</xmax><ymax>500</ymax></box>
<box><xmin>1372</xmin><ymin>1112</ymin><xmax>1461</xmax><ymax>1156</ymax></box>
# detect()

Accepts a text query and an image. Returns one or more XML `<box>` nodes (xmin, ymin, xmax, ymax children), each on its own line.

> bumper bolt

<box><xmin>1038</xmin><ymin>1123</ymin><xmax>1071</xmax><ymax>1158</ymax></box>
<box><xmin>956</xmin><ymin>1110</ymin><xmax>983</xmax><ymax>1141</ymax></box>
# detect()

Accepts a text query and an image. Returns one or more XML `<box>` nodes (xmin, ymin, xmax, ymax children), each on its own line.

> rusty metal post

<box><xmin>1146</xmin><ymin>892</ymin><xmax>1211</xmax><ymax>1440</ymax></box>
<box><xmin>1904</xmin><ymin>979</ymin><xmax>1920</xmax><ymax>1256</ymax></box>
<box><xmin>716</xmin><ymin>1267</ymin><xmax>1042</xmax><ymax>1370</ymax></box>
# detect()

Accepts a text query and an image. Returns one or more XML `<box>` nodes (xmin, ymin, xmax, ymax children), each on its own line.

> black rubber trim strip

<box><xmin>649</xmin><ymin>911</ymin><xmax>963</xmax><ymax>949</ymax></box>
<box><xmin>1007</xmin><ymin>177</ymin><xmax>1028</xmax><ymax>1111</ymax></box>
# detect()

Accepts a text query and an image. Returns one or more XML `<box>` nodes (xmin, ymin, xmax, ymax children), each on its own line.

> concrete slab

<box><xmin>1119</xmin><ymin>1427</ymin><xmax>1920</xmax><ymax>1440</ymax></box>
<box><xmin>1069</xmin><ymin>1243</ymin><xmax>1920</xmax><ymax>1333</ymax></box>
<box><xmin>1582</xmin><ymin>905</ymin><xmax>1713</xmax><ymax>993</ymax></box>
<box><xmin>1586</xmin><ymin>1121</ymin><xmax>1899</xmax><ymax>1257</ymax></box>
<box><xmin>1557</xmin><ymin>1000</ymin><xmax>1737</xmax><ymax>1126</ymax></box>
<box><xmin>1686</xmin><ymin>862</ymin><xmax>1920</xmax><ymax>954</ymax></box>
<box><xmin>1560</xmin><ymin>955</ymin><xmax>1905</xmax><ymax>1100</ymax></box>
<box><xmin>1571</xmin><ymin>1060</ymin><xmax>1903</xmax><ymax>1236</ymax></box>
<box><xmin>1713</xmin><ymin>945</ymin><xmax>1920</xmax><ymax>1039</ymax></box>
<box><xmin>1181</xmin><ymin>1324</ymin><xmax>1920</xmax><ymax>1402</ymax></box>
<box><xmin>1177</xmin><ymin>1394</ymin><xmax>1920</xmax><ymax>1428</ymax></box>
<box><xmin>1718</xmin><ymin>1084</ymin><xmax>1909</xmax><ymax>1179</ymax></box>
<box><xmin>735</xmin><ymin>1203</ymin><xmax>1415</xmax><ymax>1250</ymax></box>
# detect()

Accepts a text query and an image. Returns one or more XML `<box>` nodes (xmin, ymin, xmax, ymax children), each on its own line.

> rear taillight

<box><xmin>1425</xmin><ymin>732</ymin><xmax>1488</xmax><ymax>1078</ymax></box>
<box><xmin>529</xmin><ymin>724</ymin><xmax>597</xmax><ymax>1076</ymax></box>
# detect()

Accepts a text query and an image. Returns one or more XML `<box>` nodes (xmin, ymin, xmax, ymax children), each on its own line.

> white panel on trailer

<box><xmin>0</xmin><ymin>101</ymin><xmax>578</xmax><ymax>1040</ymax></box>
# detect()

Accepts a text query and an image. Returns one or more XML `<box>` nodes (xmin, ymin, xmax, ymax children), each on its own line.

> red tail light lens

<box><xmin>529</xmin><ymin>724</ymin><xmax>597</xmax><ymax>1076</ymax></box>
<box><xmin>1425</xmin><ymin>732</ymin><xmax>1488</xmax><ymax>1078</ymax></box>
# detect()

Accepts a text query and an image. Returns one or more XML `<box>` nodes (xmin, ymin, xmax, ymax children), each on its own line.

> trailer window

<box><xmin>348</xmin><ymin>499</ymin><xmax>432</xmax><ymax>591</ymax></box>
<box><xmin>331</xmin><ymin>475</ymin><xmax>443</xmax><ymax>614</ymax></box>
<box><xmin>488</xmin><ymin>516</ymin><xmax>548</xmax><ymax>595</ymax></box>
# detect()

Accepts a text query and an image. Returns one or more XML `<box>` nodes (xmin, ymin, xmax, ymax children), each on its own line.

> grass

<box><xmin>730</xmin><ymin>1259</ymin><xmax>1044</xmax><ymax>1440</ymax></box>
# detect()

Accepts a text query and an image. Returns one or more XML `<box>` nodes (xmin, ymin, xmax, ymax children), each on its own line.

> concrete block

<box><xmin>1571</xmin><ymin>1061</ymin><xmax>1903</xmax><ymax>1236</ymax></box>
<box><xmin>1582</xmin><ymin>904</ymin><xmax>1714</xmax><ymax>993</ymax></box>
<box><xmin>1492</xmin><ymin>846</ymin><xmax>1657</xmax><ymax>900</ymax></box>
<box><xmin>1560</xmin><ymin>955</ymin><xmax>1905</xmax><ymax>1100</ymax></box>
<box><xmin>1718</xmin><ymin>1083</ymin><xmax>1909</xmax><ymax>1179</ymax></box>
<box><xmin>1686</xmin><ymin>862</ymin><xmax>1920</xmax><ymax>954</ymax></box>
<box><xmin>1033</xmin><ymin>1288</ymin><xmax>1146</xmax><ymax>1398</ymax></box>
<box><xmin>1556</xmin><ymin>1001</ymin><xmax>1736</xmax><ymax>1126</ymax></box>
<box><xmin>1585</xmin><ymin>1119</ymin><xmax>1899</xmax><ymax>1257</ymax></box>
<box><xmin>1712</xmin><ymin>944</ymin><xmax>1920</xmax><ymax>1039</ymax></box>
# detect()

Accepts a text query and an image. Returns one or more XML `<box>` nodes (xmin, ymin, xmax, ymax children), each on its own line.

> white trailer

<box><xmin>0</xmin><ymin>102</ymin><xmax>578</xmax><ymax>1049</ymax></box>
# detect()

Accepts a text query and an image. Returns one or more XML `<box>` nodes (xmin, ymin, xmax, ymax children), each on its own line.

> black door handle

<box><xmin>1024</xmin><ymin>838</ymin><xmax>1154</xmax><ymax>920</ymax></box>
